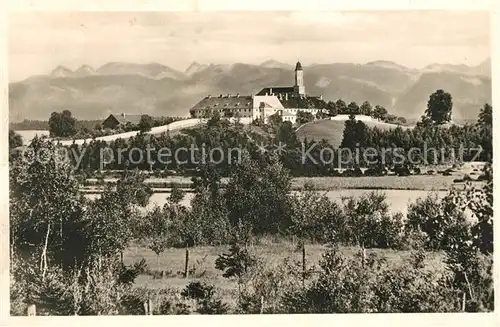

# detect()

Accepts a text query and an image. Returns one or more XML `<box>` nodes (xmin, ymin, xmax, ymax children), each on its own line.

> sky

<box><xmin>8</xmin><ymin>11</ymin><xmax>490</xmax><ymax>82</ymax></box>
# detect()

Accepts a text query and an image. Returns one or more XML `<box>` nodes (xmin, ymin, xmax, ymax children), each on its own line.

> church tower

<box><xmin>294</xmin><ymin>61</ymin><xmax>305</xmax><ymax>96</ymax></box>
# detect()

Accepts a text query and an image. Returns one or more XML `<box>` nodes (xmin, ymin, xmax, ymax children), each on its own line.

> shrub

<box><xmin>340</xmin><ymin>192</ymin><xmax>405</xmax><ymax>249</ymax></box>
<box><xmin>181</xmin><ymin>281</ymin><xmax>229</xmax><ymax>314</ymax></box>
<box><xmin>282</xmin><ymin>246</ymin><xmax>458</xmax><ymax>313</ymax></box>
<box><xmin>364</xmin><ymin>166</ymin><xmax>387</xmax><ymax>177</ymax></box>
<box><xmin>445</xmin><ymin>249</ymin><xmax>494</xmax><ymax>311</ymax></box>
<box><xmin>342</xmin><ymin>168</ymin><xmax>363</xmax><ymax>177</ymax></box>
<box><xmin>120</xmin><ymin>287</ymin><xmax>192</xmax><ymax>315</ymax></box>
<box><xmin>237</xmin><ymin>257</ymin><xmax>306</xmax><ymax>314</ymax></box>
<box><xmin>393</xmin><ymin>165</ymin><xmax>411</xmax><ymax>176</ymax></box>
<box><xmin>215</xmin><ymin>241</ymin><xmax>258</xmax><ymax>286</ymax></box>
<box><xmin>405</xmin><ymin>192</ymin><xmax>471</xmax><ymax>251</ymax></box>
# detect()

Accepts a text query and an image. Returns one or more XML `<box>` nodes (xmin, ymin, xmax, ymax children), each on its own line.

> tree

<box><xmin>326</xmin><ymin>101</ymin><xmax>337</xmax><ymax>117</ymax></box>
<box><xmin>476</xmin><ymin>104</ymin><xmax>492</xmax><ymax>161</ymax></box>
<box><xmin>267</xmin><ymin>112</ymin><xmax>283</xmax><ymax>128</ymax></box>
<box><xmin>360</xmin><ymin>101</ymin><xmax>372</xmax><ymax>116</ymax></box>
<box><xmin>441</xmin><ymin>166</ymin><xmax>493</xmax><ymax>311</ymax></box>
<box><xmin>341</xmin><ymin>192</ymin><xmax>403</xmax><ymax>250</ymax></box>
<box><xmin>396</xmin><ymin>117</ymin><xmax>407</xmax><ymax>125</ymax></box>
<box><xmin>477</xmin><ymin>103</ymin><xmax>492</xmax><ymax>127</ymax></box>
<box><xmin>296</xmin><ymin>111</ymin><xmax>314</xmax><ymax>125</ymax></box>
<box><xmin>335</xmin><ymin>99</ymin><xmax>347</xmax><ymax>115</ymax></box>
<box><xmin>10</xmin><ymin>137</ymin><xmax>84</xmax><ymax>276</ymax></box>
<box><xmin>10</xmin><ymin>140</ymin><xmax>154</xmax><ymax>315</ymax></box>
<box><xmin>181</xmin><ymin>281</ymin><xmax>229</xmax><ymax>314</ymax></box>
<box><xmin>85</xmin><ymin>171</ymin><xmax>152</xmax><ymax>263</ymax></box>
<box><xmin>224</xmin><ymin>153</ymin><xmax>292</xmax><ymax>236</ymax></box>
<box><xmin>347</xmin><ymin>102</ymin><xmax>360</xmax><ymax>115</ymax></box>
<box><xmin>372</xmin><ymin>105</ymin><xmax>388</xmax><ymax>121</ymax></box>
<box><xmin>9</xmin><ymin>130</ymin><xmax>23</xmax><ymax>149</ymax></box>
<box><xmin>215</xmin><ymin>241</ymin><xmax>258</xmax><ymax>288</ymax></box>
<box><xmin>468</xmin><ymin>163</ymin><xmax>493</xmax><ymax>254</ymax></box>
<box><xmin>340</xmin><ymin>117</ymin><xmax>368</xmax><ymax>149</ymax></box>
<box><xmin>48</xmin><ymin>110</ymin><xmax>77</xmax><ymax>137</ymax></box>
<box><xmin>425</xmin><ymin>89</ymin><xmax>453</xmax><ymax>124</ymax></box>
<box><xmin>223</xmin><ymin>108</ymin><xmax>234</xmax><ymax>118</ymax></box>
<box><xmin>137</xmin><ymin>114</ymin><xmax>154</xmax><ymax>133</ymax></box>
<box><xmin>142</xmin><ymin>205</ymin><xmax>172</xmax><ymax>267</ymax></box>
<box><xmin>316</xmin><ymin>110</ymin><xmax>329</xmax><ymax>120</ymax></box>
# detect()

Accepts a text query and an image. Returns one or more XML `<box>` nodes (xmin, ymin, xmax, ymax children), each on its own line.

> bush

<box><xmin>181</xmin><ymin>281</ymin><xmax>229</xmax><ymax>314</ymax></box>
<box><xmin>340</xmin><ymin>192</ymin><xmax>405</xmax><ymax>249</ymax></box>
<box><xmin>405</xmin><ymin>191</ymin><xmax>471</xmax><ymax>251</ymax></box>
<box><xmin>342</xmin><ymin>168</ymin><xmax>363</xmax><ymax>177</ymax></box>
<box><xmin>281</xmin><ymin>247</ymin><xmax>458</xmax><ymax>313</ymax></box>
<box><xmin>120</xmin><ymin>287</ymin><xmax>193</xmax><ymax>315</ymax></box>
<box><xmin>237</xmin><ymin>257</ymin><xmax>305</xmax><ymax>314</ymax></box>
<box><xmin>393</xmin><ymin>165</ymin><xmax>411</xmax><ymax>176</ymax></box>
<box><xmin>364</xmin><ymin>166</ymin><xmax>387</xmax><ymax>177</ymax></box>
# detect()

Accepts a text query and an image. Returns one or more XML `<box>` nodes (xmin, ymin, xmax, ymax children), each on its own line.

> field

<box><xmin>85</xmin><ymin>174</ymin><xmax>468</xmax><ymax>191</ymax></box>
<box><xmin>292</xmin><ymin>175</ymin><xmax>461</xmax><ymax>191</ymax></box>
<box><xmin>85</xmin><ymin>174</ymin><xmax>482</xmax><ymax>216</ymax></box>
<box><xmin>124</xmin><ymin>241</ymin><xmax>446</xmax><ymax>305</ymax></box>
<box><xmin>130</xmin><ymin>189</ymin><xmax>446</xmax><ymax>216</ymax></box>
<box><xmin>296</xmin><ymin>118</ymin><xmax>411</xmax><ymax>148</ymax></box>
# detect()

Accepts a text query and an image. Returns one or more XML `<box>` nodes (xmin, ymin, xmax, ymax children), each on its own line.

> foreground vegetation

<box><xmin>10</xmin><ymin>135</ymin><xmax>493</xmax><ymax>314</ymax></box>
<box><xmin>9</xmin><ymin>89</ymin><xmax>493</xmax><ymax>315</ymax></box>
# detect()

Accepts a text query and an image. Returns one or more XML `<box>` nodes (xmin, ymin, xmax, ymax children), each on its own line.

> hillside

<box><xmin>9</xmin><ymin>59</ymin><xmax>491</xmax><ymax>121</ymax></box>
<box><xmin>296</xmin><ymin>118</ymin><xmax>411</xmax><ymax>148</ymax></box>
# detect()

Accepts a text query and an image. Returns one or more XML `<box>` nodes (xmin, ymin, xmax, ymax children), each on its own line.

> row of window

<box><xmin>203</xmin><ymin>102</ymin><xmax>252</xmax><ymax>107</ymax></box>
<box><xmin>287</xmin><ymin>108</ymin><xmax>322</xmax><ymax>113</ymax></box>
<box><xmin>198</xmin><ymin>108</ymin><xmax>254</xmax><ymax>113</ymax></box>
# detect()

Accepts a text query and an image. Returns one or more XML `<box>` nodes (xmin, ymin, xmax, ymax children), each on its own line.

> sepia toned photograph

<box><xmin>7</xmin><ymin>10</ymin><xmax>493</xmax><ymax>316</ymax></box>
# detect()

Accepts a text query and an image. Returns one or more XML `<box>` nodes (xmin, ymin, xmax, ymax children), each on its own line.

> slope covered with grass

<box><xmin>296</xmin><ymin>118</ymin><xmax>412</xmax><ymax>148</ymax></box>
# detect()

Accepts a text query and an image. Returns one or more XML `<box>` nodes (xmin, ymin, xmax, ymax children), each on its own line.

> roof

<box><xmin>107</xmin><ymin>113</ymin><xmax>144</xmax><ymax>124</ymax></box>
<box><xmin>295</xmin><ymin>61</ymin><xmax>303</xmax><ymax>71</ymax></box>
<box><xmin>191</xmin><ymin>94</ymin><xmax>253</xmax><ymax>110</ymax></box>
<box><xmin>279</xmin><ymin>95</ymin><xmax>326</xmax><ymax>109</ymax></box>
<box><xmin>256</xmin><ymin>87</ymin><xmax>295</xmax><ymax>96</ymax></box>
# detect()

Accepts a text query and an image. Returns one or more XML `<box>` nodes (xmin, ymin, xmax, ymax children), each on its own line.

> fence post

<box><xmin>184</xmin><ymin>247</ymin><xmax>189</xmax><ymax>279</ymax></box>
<box><xmin>260</xmin><ymin>296</ymin><xmax>264</xmax><ymax>314</ymax></box>
<box><xmin>302</xmin><ymin>243</ymin><xmax>306</xmax><ymax>288</ymax></box>
<box><xmin>148</xmin><ymin>299</ymin><xmax>154</xmax><ymax>315</ymax></box>
<box><xmin>361</xmin><ymin>247</ymin><xmax>366</xmax><ymax>268</ymax></box>
<box><xmin>143</xmin><ymin>301</ymin><xmax>149</xmax><ymax>315</ymax></box>
<box><xmin>27</xmin><ymin>304</ymin><xmax>36</xmax><ymax>316</ymax></box>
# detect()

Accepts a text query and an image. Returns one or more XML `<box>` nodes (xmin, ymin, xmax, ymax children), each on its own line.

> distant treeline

<box><xmin>10</xmin><ymin>119</ymin><xmax>102</xmax><ymax>131</ymax></box>
<box><xmin>11</xmin><ymin>103</ymin><xmax>490</xmax><ymax>178</ymax></box>
<box><xmin>10</xmin><ymin>116</ymin><xmax>188</xmax><ymax>132</ymax></box>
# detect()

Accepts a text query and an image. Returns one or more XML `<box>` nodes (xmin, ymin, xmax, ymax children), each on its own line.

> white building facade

<box><xmin>190</xmin><ymin>61</ymin><xmax>326</xmax><ymax>124</ymax></box>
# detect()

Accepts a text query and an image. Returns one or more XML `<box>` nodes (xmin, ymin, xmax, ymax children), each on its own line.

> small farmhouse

<box><xmin>102</xmin><ymin>113</ymin><xmax>143</xmax><ymax>129</ymax></box>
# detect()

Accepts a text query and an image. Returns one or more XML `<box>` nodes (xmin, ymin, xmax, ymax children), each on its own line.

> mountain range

<box><xmin>9</xmin><ymin>58</ymin><xmax>491</xmax><ymax>122</ymax></box>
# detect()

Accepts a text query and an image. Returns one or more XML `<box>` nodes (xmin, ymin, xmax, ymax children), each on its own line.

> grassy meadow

<box><xmin>295</xmin><ymin>118</ymin><xmax>412</xmax><ymax>148</ymax></box>
<box><xmin>85</xmin><ymin>174</ymin><xmax>473</xmax><ymax>191</ymax></box>
<box><xmin>123</xmin><ymin>240</ymin><xmax>446</xmax><ymax>305</ymax></box>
